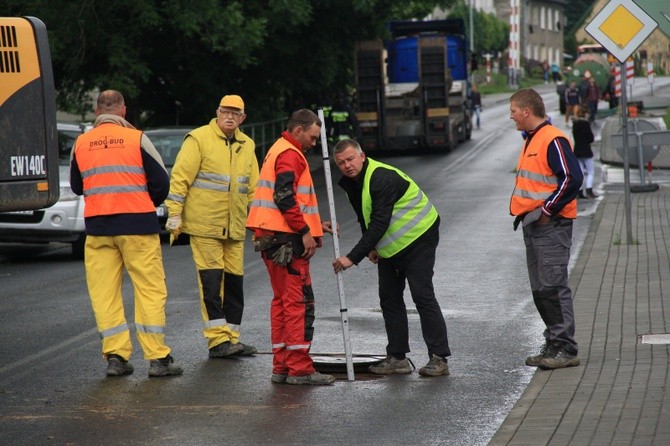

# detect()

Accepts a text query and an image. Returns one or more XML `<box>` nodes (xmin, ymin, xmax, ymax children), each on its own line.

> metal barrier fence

<box><xmin>241</xmin><ymin>117</ymin><xmax>287</xmax><ymax>161</ymax></box>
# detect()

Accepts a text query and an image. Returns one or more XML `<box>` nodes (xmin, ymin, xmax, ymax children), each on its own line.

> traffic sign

<box><xmin>585</xmin><ymin>0</ymin><xmax>658</xmax><ymax>63</ymax></box>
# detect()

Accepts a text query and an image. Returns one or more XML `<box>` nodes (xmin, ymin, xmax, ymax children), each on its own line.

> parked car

<box><xmin>0</xmin><ymin>123</ymin><xmax>90</xmax><ymax>258</ymax></box>
<box><xmin>144</xmin><ymin>127</ymin><xmax>192</xmax><ymax>229</ymax></box>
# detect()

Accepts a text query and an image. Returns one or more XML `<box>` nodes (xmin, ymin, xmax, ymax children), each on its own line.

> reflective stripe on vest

<box><xmin>510</xmin><ymin>125</ymin><xmax>577</xmax><ymax>218</ymax></box>
<box><xmin>362</xmin><ymin>158</ymin><xmax>438</xmax><ymax>258</ymax></box>
<box><xmin>246</xmin><ymin>142</ymin><xmax>323</xmax><ymax>236</ymax></box>
<box><xmin>75</xmin><ymin>125</ymin><xmax>156</xmax><ymax>217</ymax></box>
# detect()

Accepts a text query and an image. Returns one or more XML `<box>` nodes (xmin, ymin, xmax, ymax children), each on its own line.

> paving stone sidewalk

<box><xmin>490</xmin><ymin>186</ymin><xmax>670</xmax><ymax>445</ymax></box>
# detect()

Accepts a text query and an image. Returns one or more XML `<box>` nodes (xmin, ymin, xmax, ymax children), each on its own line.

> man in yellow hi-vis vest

<box><xmin>332</xmin><ymin>139</ymin><xmax>451</xmax><ymax>377</ymax></box>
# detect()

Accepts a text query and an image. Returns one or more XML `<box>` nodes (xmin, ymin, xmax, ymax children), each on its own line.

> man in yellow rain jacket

<box><xmin>165</xmin><ymin>95</ymin><xmax>259</xmax><ymax>358</ymax></box>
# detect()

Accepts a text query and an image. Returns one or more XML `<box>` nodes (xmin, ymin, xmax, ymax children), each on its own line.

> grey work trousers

<box><xmin>522</xmin><ymin>217</ymin><xmax>578</xmax><ymax>354</ymax></box>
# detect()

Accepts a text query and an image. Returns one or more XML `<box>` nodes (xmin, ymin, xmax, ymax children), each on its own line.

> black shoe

<box><xmin>106</xmin><ymin>354</ymin><xmax>134</xmax><ymax>376</ymax></box>
<box><xmin>538</xmin><ymin>346</ymin><xmax>580</xmax><ymax>370</ymax></box>
<box><xmin>577</xmin><ymin>191</ymin><xmax>587</xmax><ymax>199</ymax></box>
<box><xmin>587</xmin><ymin>188</ymin><xmax>599</xmax><ymax>198</ymax></box>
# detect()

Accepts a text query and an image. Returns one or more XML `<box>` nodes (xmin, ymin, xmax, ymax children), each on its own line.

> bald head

<box><xmin>96</xmin><ymin>90</ymin><xmax>126</xmax><ymax>117</ymax></box>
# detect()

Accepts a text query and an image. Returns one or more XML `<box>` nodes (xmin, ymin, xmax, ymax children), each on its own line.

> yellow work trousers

<box><xmin>189</xmin><ymin>235</ymin><xmax>245</xmax><ymax>349</ymax></box>
<box><xmin>85</xmin><ymin>234</ymin><xmax>171</xmax><ymax>361</ymax></box>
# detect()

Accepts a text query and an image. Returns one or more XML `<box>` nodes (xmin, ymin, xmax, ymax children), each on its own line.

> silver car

<box><xmin>0</xmin><ymin>123</ymin><xmax>89</xmax><ymax>258</ymax></box>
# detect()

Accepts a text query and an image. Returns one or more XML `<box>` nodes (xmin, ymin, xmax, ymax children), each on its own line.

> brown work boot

<box><xmin>368</xmin><ymin>356</ymin><xmax>413</xmax><ymax>375</ymax></box>
<box><xmin>208</xmin><ymin>341</ymin><xmax>244</xmax><ymax>358</ymax></box>
<box><xmin>286</xmin><ymin>372</ymin><xmax>335</xmax><ymax>385</ymax></box>
<box><xmin>538</xmin><ymin>346</ymin><xmax>580</xmax><ymax>370</ymax></box>
<box><xmin>418</xmin><ymin>354</ymin><xmax>450</xmax><ymax>377</ymax></box>
<box><xmin>106</xmin><ymin>354</ymin><xmax>134</xmax><ymax>377</ymax></box>
<box><xmin>148</xmin><ymin>354</ymin><xmax>183</xmax><ymax>377</ymax></box>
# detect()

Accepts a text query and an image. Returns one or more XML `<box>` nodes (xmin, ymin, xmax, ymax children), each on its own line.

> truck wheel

<box><xmin>72</xmin><ymin>234</ymin><xmax>86</xmax><ymax>260</ymax></box>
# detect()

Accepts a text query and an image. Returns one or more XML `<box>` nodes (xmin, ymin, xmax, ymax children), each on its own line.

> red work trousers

<box><xmin>262</xmin><ymin>253</ymin><xmax>316</xmax><ymax>377</ymax></box>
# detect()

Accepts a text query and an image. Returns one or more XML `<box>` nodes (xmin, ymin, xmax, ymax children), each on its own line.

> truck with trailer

<box><xmin>354</xmin><ymin>18</ymin><xmax>472</xmax><ymax>153</ymax></box>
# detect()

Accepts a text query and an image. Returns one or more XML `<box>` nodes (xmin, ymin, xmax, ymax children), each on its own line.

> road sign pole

<box><xmin>619</xmin><ymin>62</ymin><xmax>633</xmax><ymax>244</ymax></box>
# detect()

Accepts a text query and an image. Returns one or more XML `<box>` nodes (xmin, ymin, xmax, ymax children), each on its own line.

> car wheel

<box><xmin>72</xmin><ymin>234</ymin><xmax>86</xmax><ymax>259</ymax></box>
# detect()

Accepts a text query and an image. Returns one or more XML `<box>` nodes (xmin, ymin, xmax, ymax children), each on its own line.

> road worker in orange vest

<box><xmin>70</xmin><ymin>90</ymin><xmax>182</xmax><ymax>378</ymax></box>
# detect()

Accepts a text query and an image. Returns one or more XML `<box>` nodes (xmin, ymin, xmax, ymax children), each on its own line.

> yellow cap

<box><xmin>220</xmin><ymin>95</ymin><xmax>244</xmax><ymax>111</ymax></box>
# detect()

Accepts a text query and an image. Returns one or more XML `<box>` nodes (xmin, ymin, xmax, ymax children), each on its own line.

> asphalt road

<box><xmin>1</xmin><ymin>79</ymin><xmax>666</xmax><ymax>445</ymax></box>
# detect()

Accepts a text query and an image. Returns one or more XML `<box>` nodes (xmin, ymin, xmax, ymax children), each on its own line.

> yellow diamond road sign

<box><xmin>585</xmin><ymin>0</ymin><xmax>658</xmax><ymax>63</ymax></box>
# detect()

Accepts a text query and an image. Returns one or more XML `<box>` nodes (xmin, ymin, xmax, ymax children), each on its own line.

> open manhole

<box><xmin>312</xmin><ymin>354</ymin><xmax>386</xmax><ymax>374</ymax></box>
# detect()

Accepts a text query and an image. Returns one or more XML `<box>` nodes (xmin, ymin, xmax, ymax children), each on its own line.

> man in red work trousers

<box><xmin>246</xmin><ymin>109</ymin><xmax>335</xmax><ymax>385</ymax></box>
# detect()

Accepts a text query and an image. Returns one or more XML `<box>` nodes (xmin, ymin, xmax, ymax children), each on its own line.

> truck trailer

<box><xmin>354</xmin><ymin>18</ymin><xmax>472</xmax><ymax>152</ymax></box>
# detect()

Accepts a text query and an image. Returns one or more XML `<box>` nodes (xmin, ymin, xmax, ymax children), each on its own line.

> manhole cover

<box><xmin>312</xmin><ymin>354</ymin><xmax>386</xmax><ymax>373</ymax></box>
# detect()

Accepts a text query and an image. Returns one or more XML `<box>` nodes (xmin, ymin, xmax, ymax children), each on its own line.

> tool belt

<box><xmin>253</xmin><ymin>233</ymin><xmax>302</xmax><ymax>252</ymax></box>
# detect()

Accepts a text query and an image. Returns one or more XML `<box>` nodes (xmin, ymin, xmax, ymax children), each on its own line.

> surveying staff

<box><xmin>509</xmin><ymin>88</ymin><xmax>583</xmax><ymax>370</ymax></box>
<box><xmin>165</xmin><ymin>95</ymin><xmax>259</xmax><ymax>359</ymax></box>
<box><xmin>332</xmin><ymin>139</ymin><xmax>451</xmax><ymax>377</ymax></box>
<box><xmin>246</xmin><ymin>109</ymin><xmax>335</xmax><ymax>386</ymax></box>
<box><xmin>70</xmin><ymin>90</ymin><xmax>183</xmax><ymax>378</ymax></box>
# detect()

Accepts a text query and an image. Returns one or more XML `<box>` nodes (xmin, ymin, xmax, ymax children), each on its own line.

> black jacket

<box><xmin>572</xmin><ymin>118</ymin><xmax>594</xmax><ymax>158</ymax></box>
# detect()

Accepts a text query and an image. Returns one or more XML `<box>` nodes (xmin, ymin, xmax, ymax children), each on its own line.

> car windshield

<box><xmin>149</xmin><ymin>132</ymin><xmax>188</xmax><ymax>168</ymax></box>
<box><xmin>58</xmin><ymin>130</ymin><xmax>81</xmax><ymax>166</ymax></box>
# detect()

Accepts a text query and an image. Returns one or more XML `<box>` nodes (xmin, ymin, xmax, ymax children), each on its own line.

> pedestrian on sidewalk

<box><xmin>470</xmin><ymin>84</ymin><xmax>482</xmax><ymax>129</ymax></box>
<box><xmin>586</xmin><ymin>77</ymin><xmax>600</xmax><ymax>125</ymax></box>
<box><xmin>332</xmin><ymin>139</ymin><xmax>451</xmax><ymax>377</ymax></box>
<box><xmin>564</xmin><ymin>81</ymin><xmax>580</xmax><ymax>127</ymax></box>
<box><xmin>572</xmin><ymin>106</ymin><xmax>598</xmax><ymax>199</ymax></box>
<box><xmin>509</xmin><ymin>88</ymin><xmax>583</xmax><ymax>370</ymax></box>
<box><xmin>165</xmin><ymin>94</ymin><xmax>259</xmax><ymax>360</ymax></box>
<box><xmin>246</xmin><ymin>109</ymin><xmax>335</xmax><ymax>386</ymax></box>
<box><xmin>70</xmin><ymin>90</ymin><xmax>183</xmax><ymax>378</ymax></box>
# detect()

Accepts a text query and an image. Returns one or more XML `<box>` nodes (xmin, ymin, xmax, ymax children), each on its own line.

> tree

<box><xmin>3</xmin><ymin>0</ymin><xmax>458</xmax><ymax>125</ymax></box>
<box><xmin>447</xmin><ymin>1</ymin><xmax>509</xmax><ymax>60</ymax></box>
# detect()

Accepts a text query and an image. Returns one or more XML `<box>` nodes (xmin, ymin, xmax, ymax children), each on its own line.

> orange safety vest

<box><xmin>74</xmin><ymin>124</ymin><xmax>156</xmax><ymax>218</ymax></box>
<box><xmin>510</xmin><ymin>125</ymin><xmax>577</xmax><ymax>219</ymax></box>
<box><xmin>246</xmin><ymin>142</ymin><xmax>323</xmax><ymax>236</ymax></box>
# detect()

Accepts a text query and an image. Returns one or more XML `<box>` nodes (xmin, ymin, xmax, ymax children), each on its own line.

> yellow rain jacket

<box><xmin>166</xmin><ymin>119</ymin><xmax>259</xmax><ymax>240</ymax></box>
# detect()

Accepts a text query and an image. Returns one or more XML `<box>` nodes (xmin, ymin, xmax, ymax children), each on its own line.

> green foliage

<box><xmin>563</xmin><ymin>0</ymin><xmax>597</xmax><ymax>58</ymax></box>
<box><xmin>448</xmin><ymin>1</ymin><xmax>509</xmax><ymax>57</ymax></box>
<box><xmin>3</xmin><ymin>0</ymin><xmax>459</xmax><ymax>126</ymax></box>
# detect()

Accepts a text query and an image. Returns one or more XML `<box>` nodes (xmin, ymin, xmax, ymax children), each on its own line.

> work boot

<box><xmin>106</xmin><ymin>354</ymin><xmax>134</xmax><ymax>377</ymax></box>
<box><xmin>286</xmin><ymin>372</ymin><xmax>335</xmax><ymax>385</ymax></box>
<box><xmin>234</xmin><ymin>342</ymin><xmax>258</xmax><ymax>356</ymax></box>
<box><xmin>208</xmin><ymin>341</ymin><xmax>244</xmax><ymax>358</ymax></box>
<box><xmin>148</xmin><ymin>354</ymin><xmax>183</xmax><ymax>377</ymax></box>
<box><xmin>538</xmin><ymin>346</ymin><xmax>580</xmax><ymax>370</ymax></box>
<box><xmin>587</xmin><ymin>188</ymin><xmax>599</xmax><ymax>198</ymax></box>
<box><xmin>271</xmin><ymin>373</ymin><xmax>288</xmax><ymax>384</ymax></box>
<box><xmin>418</xmin><ymin>354</ymin><xmax>450</xmax><ymax>377</ymax></box>
<box><xmin>368</xmin><ymin>356</ymin><xmax>413</xmax><ymax>375</ymax></box>
<box><xmin>525</xmin><ymin>343</ymin><xmax>556</xmax><ymax>367</ymax></box>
